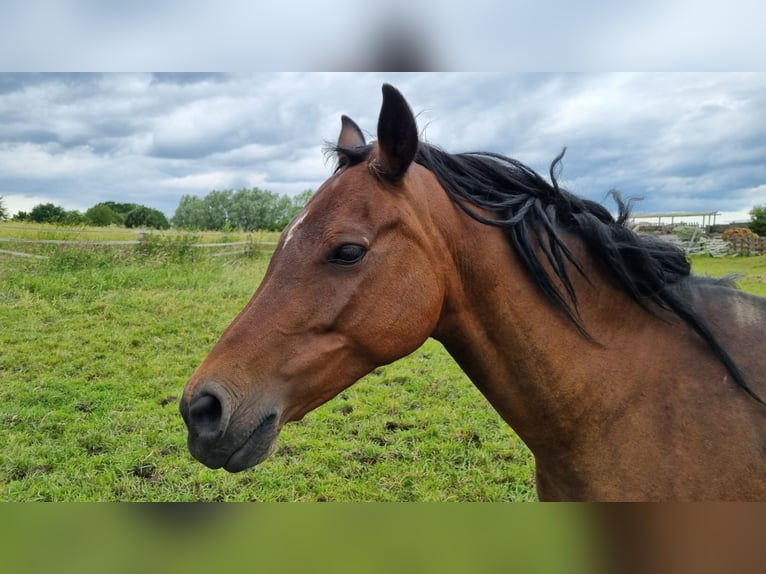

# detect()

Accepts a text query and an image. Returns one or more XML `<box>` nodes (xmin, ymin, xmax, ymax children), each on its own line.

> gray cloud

<box><xmin>0</xmin><ymin>73</ymin><xmax>765</xmax><ymax>223</ymax></box>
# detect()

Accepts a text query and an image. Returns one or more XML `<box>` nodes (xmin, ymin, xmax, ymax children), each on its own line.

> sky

<box><xmin>1</xmin><ymin>72</ymin><xmax>765</xmax><ymax>223</ymax></box>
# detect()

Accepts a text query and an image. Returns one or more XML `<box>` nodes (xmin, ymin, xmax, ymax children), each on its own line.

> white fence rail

<box><xmin>0</xmin><ymin>230</ymin><xmax>278</xmax><ymax>260</ymax></box>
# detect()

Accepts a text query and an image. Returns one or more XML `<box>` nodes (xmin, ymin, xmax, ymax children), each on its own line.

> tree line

<box><xmin>8</xmin><ymin>201</ymin><xmax>171</xmax><ymax>229</ymax></box>
<box><xmin>171</xmin><ymin>188</ymin><xmax>313</xmax><ymax>231</ymax></box>
<box><xmin>0</xmin><ymin>188</ymin><xmax>314</xmax><ymax>231</ymax></box>
<box><xmin>2</xmin><ymin>192</ymin><xmax>762</xmax><ymax>235</ymax></box>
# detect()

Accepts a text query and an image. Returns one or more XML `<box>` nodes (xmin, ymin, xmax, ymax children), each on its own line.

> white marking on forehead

<box><xmin>283</xmin><ymin>208</ymin><xmax>311</xmax><ymax>248</ymax></box>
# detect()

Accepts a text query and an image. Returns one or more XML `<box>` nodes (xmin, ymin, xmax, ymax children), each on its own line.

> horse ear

<box><xmin>338</xmin><ymin>115</ymin><xmax>366</xmax><ymax>149</ymax></box>
<box><xmin>376</xmin><ymin>84</ymin><xmax>418</xmax><ymax>181</ymax></box>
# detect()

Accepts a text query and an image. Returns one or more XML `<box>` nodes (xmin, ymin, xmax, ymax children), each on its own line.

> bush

<box><xmin>125</xmin><ymin>206</ymin><xmax>170</xmax><ymax>230</ymax></box>
<box><xmin>47</xmin><ymin>245</ymin><xmax>121</xmax><ymax>271</ymax></box>
<box><xmin>135</xmin><ymin>233</ymin><xmax>199</xmax><ymax>263</ymax></box>
<box><xmin>85</xmin><ymin>204</ymin><xmax>124</xmax><ymax>226</ymax></box>
<box><xmin>62</xmin><ymin>210</ymin><xmax>86</xmax><ymax>226</ymax></box>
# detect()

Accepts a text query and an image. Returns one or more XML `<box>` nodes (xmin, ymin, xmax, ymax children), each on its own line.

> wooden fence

<box><xmin>5</xmin><ymin>228</ymin><xmax>762</xmax><ymax>260</ymax></box>
<box><xmin>727</xmin><ymin>236</ymin><xmax>766</xmax><ymax>256</ymax></box>
<box><xmin>0</xmin><ymin>230</ymin><xmax>278</xmax><ymax>260</ymax></box>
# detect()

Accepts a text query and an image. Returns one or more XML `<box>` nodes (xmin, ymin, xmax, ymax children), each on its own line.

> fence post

<box><xmin>246</xmin><ymin>233</ymin><xmax>253</xmax><ymax>255</ymax></box>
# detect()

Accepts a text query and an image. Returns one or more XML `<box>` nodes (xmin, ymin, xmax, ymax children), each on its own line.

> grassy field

<box><xmin>1</xmin><ymin>224</ymin><xmax>764</xmax><ymax>501</ymax></box>
<box><xmin>0</xmin><ymin>225</ymin><xmax>533</xmax><ymax>501</ymax></box>
<box><xmin>688</xmin><ymin>254</ymin><xmax>766</xmax><ymax>297</ymax></box>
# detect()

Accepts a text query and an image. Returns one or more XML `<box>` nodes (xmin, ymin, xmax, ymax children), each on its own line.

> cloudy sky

<box><xmin>1</xmin><ymin>73</ymin><xmax>765</xmax><ymax>223</ymax></box>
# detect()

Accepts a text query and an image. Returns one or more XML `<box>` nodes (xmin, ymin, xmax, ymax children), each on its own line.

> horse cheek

<box><xmin>364</xmin><ymin>268</ymin><xmax>441</xmax><ymax>364</ymax></box>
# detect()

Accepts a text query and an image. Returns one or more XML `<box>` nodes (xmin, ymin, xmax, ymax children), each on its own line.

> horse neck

<box><xmin>430</xmin><ymin>203</ymin><xmax>647</xmax><ymax>453</ymax></box>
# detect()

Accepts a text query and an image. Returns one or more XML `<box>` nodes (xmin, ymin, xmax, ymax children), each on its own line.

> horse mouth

<box><xmin>223</xmin><ymin>413</ymin><xmax>280</xmax><ymax>473</ymax></box>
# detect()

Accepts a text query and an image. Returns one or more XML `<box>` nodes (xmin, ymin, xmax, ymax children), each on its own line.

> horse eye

<box><xmin>328</xmin><ymin>243</ymin><xmax>366</xmax><ymax>265</ymax></box>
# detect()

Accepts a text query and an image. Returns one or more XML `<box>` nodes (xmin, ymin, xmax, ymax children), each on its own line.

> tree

<box><xmin>203</xmin><ymin>190</ymin><xmax>233</xmax><ymax>230</ymax></box>
<box><xmin>229</xmin><ymin>188</ymin><xmax>288</xmax><ymax>231</ymax></box>
<box><xmin>273</xmin><ymin>195</ymin><xmax>296</xmax><ymax>230</ymax></box>
<box><xmin>29</xmin><ymin>203</ymin><xmax>67</xmax><ymax>224</ymax></box>
<box><xmin>172</xmin><ymin>188</ymin><xmax>314</xmax><ymax>231</ymax></box>
<box><xmin>100</xmin><ymin>201</ymin><xmax>140</xmax><ymax>217</ymax></box>
<box><xmin>85</xmin><ymin>204</ymin><xmax>123</xmax><ymax>226</ymax></box>
<box><xmin>62</xmin><ymin>210</ymin><xmax>85</xmax><ymax>226</ymax></box>
<box><xmin>0</xmin><ymin>195</ymin><xmax>7</xmax><ymax>221</ymax></box>
<box><xmin>229</xmin><ymin>188</ymin><xmax>265</xmax><ymax>231</ymax></box>
<box><xmin>292</xmin><ymin>189</ymin><xmax>314</xmax><ymax>211</ymax></box>
<box><xmin>750</xmin><ymin>205</ymin><xmax>766</xmax><ymax>236</ymax></box>
<box><xmin>124</xmin><ymin>206</ymin><xmax>170</xmax><ymax>229</ymax></box>
<box><xmin>285</xmin><ymin>189</ymin><xmax>314</xmax><ymax>225</ymax></box>
<box><xmin>172</xmin><ymin>194</ymin><xmax>207</xmax><ymax>229</ymax></box>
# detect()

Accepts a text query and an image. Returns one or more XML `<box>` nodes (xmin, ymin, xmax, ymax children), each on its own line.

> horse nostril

<box><xmin>188</xmin><ymin>392</ymin><xmax>224</xmax><ymax>438</ymax></box>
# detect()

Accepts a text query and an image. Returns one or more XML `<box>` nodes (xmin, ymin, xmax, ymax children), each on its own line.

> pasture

<box><xmin>1</xmin><ymin>223</ymin><xmax>764</xmax><ymax>501</ymax></box>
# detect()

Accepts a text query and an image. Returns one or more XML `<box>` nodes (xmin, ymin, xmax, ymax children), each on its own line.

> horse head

<box><xmin>180</xmin><ymin>85</ymin><xmax>451</xmax><ymax>471</ymax></box>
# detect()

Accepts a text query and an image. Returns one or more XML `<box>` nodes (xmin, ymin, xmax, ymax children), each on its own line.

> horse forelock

<box><xmin>327</xmin><ymin>143</ymin><xmax>375</xmax><ymax>173</ymax></box>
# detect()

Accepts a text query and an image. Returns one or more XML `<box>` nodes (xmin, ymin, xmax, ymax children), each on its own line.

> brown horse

<box><xmin>180</xmin><ymin>84</ymin><xmax>766</xmax><ymax>501</ymax></box>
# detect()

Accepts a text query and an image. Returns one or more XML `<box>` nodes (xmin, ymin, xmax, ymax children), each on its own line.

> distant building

<box><xmin>629</xmin><ymin>211</ymin><xmax>720</xmax><ymax>232</ymax></box>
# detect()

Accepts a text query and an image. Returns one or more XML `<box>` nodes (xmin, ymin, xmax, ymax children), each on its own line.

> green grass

<box><xmin>1</xmin><ymin>232</ymin><xmax>764</xmax><ymax>501</ymax></box>
<box><xmin>689</xmin><ymin>254</ymin><xmax>766</xmax><ymax>296</ymax></box>
<box><xmin>0</xmin><ymin>221</ymin><xmax>279</xmax><ymax>243</ymax></box>
<box><xmin>0</xmin><ymin>240</ymin><xmax>533</xmax><ymax>501</ymax></box>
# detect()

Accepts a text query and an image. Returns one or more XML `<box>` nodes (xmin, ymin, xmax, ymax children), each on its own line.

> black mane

<box><xmin>332</xmin><ymin>142</ymin><xmax>762</xmax><ymax>404</ymax></box>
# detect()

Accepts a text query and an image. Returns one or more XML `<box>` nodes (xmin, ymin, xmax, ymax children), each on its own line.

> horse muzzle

<box><xmin>180</xmin><ymin>382</ymin><xmax>281</xmax><ymax>472</ymax></box>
